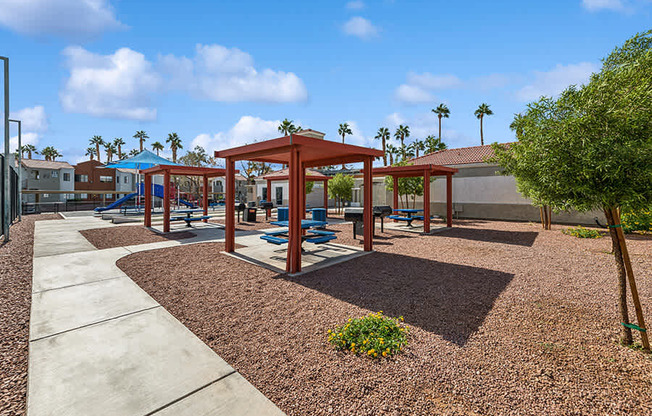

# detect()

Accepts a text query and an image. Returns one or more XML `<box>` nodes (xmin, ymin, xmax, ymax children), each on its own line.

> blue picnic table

<box><xmin>171</xmin><ymin>209</ymin><xmax>211</xmax><ymax>227</ymax></box>
<box><xmin>389</xmin><ymin>209</ymin><xmax>423</xmax><ymax>227</ymax></box>
<box><xmin>262</xmin><ymin>219</ymin><xmax>335</xmax><ymax>246</ymax></box>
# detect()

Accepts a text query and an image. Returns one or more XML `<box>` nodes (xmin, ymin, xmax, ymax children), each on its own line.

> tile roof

<box><xmin>256</xmin><ymin>168</ymin><xmax>329</xmax><ymax>180</ymax></box>
<box><xmin>411</xmin><ymin>143</ymin><xmax>511</xmax><ymax>166</ymax></box>
<box><xmin>21</xmin><ymin>159</ymin><xmax>74</xmax><ymax>170</ymax></box>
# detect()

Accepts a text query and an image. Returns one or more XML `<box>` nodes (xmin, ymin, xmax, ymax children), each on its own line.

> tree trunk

<box><xmin>382</xmin><ymin>139</ymin><xmax>387</xmax><ymax>166</ymax></box>
<box><xmin>539</xmin><ymin>206</ymin><xmax>545</xmax><ymax>229</ymax></box>
<box><xmin>438</xmin><ymin>115</ymin><xmax>442</xmax><ymax>139</ymax></box>
<box><xmin>604</xmin><ymin>207</ymin><xmax>633</xmax><ymax>345</ymax></box>
<box><xmin>480</xmin><ymin>116</ymin><xmax>484</xmax><ymax>146</ymax></box>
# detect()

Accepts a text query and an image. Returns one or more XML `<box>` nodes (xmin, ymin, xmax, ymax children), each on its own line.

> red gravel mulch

<box><xmin>0</xmin><ymin>214</ymin><xmax>62</xmax><ymax>416</ymax></box>
<box><xmin>80</xmin><ymin>226</ymin><xmax>196</xmax><ymax>249</ymax></box>
<box><xmin>117</xmin><ymin>220</ymin><xmax>652</xmax><ymax>415</ymax></box>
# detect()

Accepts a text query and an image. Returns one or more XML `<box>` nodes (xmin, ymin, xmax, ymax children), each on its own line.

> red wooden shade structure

<box><xmin>142</xmin><ymin>164</ymin><xmax>231</xmax><ymax>232</ymax></box>
<box><xmin>215</xmin><ymin>134</ymin><xmax>384</xmax><ymax>274</ymax></box>
<box><xmin>372</xmin><ymin>164</ymin><xmax>458</xmax><ymax>233</ymax></box>
<box><xmin>263</xmin><ymin>168</ymin><xmax>333</xmax><ymax>218</ymax></box>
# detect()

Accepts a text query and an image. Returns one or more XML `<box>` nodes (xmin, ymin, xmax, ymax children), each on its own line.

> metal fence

<box><xmin>1</xmin><ymin>154</ymin><xmax>20</xmax><ymax>239</ymax></box>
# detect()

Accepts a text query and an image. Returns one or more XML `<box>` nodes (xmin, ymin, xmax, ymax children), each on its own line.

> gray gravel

<box><xmin>118</xmin><ymin>220</ymin><xmax>652</xmax><ymax>415</ymax></box>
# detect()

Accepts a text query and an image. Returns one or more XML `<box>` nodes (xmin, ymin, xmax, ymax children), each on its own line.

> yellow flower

<box><xmin>374</xmin><ymin>353</ymin><xmax>378</xmax><ymax>357</ymax></box>
<box><xmin>328</xmin><ymin>329</ymin><xmax>332</xmax><ymax>334</ymax></box>
<box><xmin>382</xmin><ymin>351</ymin><xmax>387</xmax><ymax>357</ymax></box>
<box><xmin>351</xmin><ymin>342</ymin><xmax>356</xmax><ymax>347</ymax></box>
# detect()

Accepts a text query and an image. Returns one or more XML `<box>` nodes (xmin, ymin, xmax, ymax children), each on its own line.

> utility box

<box><xmin>245</xmin><ymin>207</ymin><xmax>258</xmax><ymax>222</ymax></box>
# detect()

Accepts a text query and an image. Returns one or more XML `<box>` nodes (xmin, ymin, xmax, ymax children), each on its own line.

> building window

<box><xmin>32</xmin><ymin>170</ymin><xmax>40</xmax><ymax>180</ymax></box>
<box><xmin>42</xmin><ymin>193</ymin><xmax>49</xmax><ymax>198</ymax></box>
<box><xmin>63</xmin><ymin>172</ymin><xmax>70</xmax><ymax>181</ymax></box>
<box><xmin>99</xmin><ymin>176</ymin><xmax>113</xmax><ymax>183</ymax></box>
<box><xmin>51</xmin><ymin>171</ymin><xmax>58</xmax><ymax>178</ymax></box>
<box><xmin>116</xmin><ymin>176</ymin><xmax>120</xmax><ymax>184</ymax></box>
<box><xmin>106</xmin><ymin>193</ymin><xmax>113</xmax><ymax>199</ymax></box>
<box><xmin>75</xmin><ymin>174</ymin><xmax>89</xmax><ymax>182</ymax></box>
<box><xmin>80</xmin><ymin>193</ymin><xmax>88</xmax><ymax>199</ymax></box>
<box><xmin>124</xmin><ymin>176</ymin><xmax>128</xmax><ymax>183</ymax></box>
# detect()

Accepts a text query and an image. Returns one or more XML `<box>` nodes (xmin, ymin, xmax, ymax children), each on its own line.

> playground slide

<box><xmin>178</xmin><ymin>198</ymin><xmax>197</xmax><ymax>208</ymax></box>
<box><xmin>94</xmin><ymin>192</ymin><xmax>137</xmax><ymax>212</ymax></box>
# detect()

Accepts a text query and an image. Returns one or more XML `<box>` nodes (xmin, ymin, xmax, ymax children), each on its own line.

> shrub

<box><xmin>327</xmin><ymin>311</ymin><xmax>409</xmax><ymax>359</ymax></box>
<box><xmin>621</xmin><ymin>208</ymin><xmax>652</xmax><ymax>234</ymax></box>
<box><xmin>562</xmin><ymin>225</ymin><xmax>602</xmax><ymax>239</ymax></box>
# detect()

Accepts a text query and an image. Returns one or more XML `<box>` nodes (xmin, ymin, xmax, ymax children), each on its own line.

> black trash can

<box><xmin>245</xmin><ymin>207</ymin><xmax>258</xmax><ymax>222</ymax></box>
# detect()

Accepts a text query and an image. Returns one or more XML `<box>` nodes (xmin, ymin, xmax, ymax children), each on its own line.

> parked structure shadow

<box><xmin>434</xmin><ymin>227</ymin><xmax>539</xmax><ymax>247</ymax></box>
<box><xmin>284</xmin><ymin>252</ymin><xmax>514</xmax><ymax>346</ymax></box>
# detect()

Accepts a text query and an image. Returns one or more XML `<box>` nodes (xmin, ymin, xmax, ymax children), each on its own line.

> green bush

<box><xmin>562</xmin><ymin>225</ymin><xmax>602</xmax><ymax>239</ymax></box>
<box><xmin>621</xmin><ymin>208</ymin><xmax>652</xmax><ymax>234</ymax></box>
<box><xmin>328</xmin><ymin>311</ymin><xmax>409</xmax><ymax>359</ymax></box>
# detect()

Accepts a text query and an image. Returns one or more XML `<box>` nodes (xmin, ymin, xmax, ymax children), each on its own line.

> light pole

<box><xmin>1</xmin><ymin>56</ymin><xmax>9</xmax><ymax>242</ymax></box>
<box><xmin>9</xmin><ymin>118</ymin><xmax>21</xmax><ymax>221</ymax></box>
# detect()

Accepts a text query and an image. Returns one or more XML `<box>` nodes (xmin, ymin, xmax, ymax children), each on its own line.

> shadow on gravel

<box><xmin>285</xmin><ymin>252</ymin><xmax>514</xmax><ymax>346</ymax></box>
<box><xmin>434</xmin><ymin>227</ymin><xmax>539</xmax><ymax>247</ymax></box>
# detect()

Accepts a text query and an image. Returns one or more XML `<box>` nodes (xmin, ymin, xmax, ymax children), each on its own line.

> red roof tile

<box><xmin>411</xmin><ymin>143</ymin><xmax>511</xmax><ymax>166</ymax></box>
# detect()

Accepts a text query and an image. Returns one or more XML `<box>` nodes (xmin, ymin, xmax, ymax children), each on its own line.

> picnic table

<box><xmin>171</xmin><ymin>209</ymin><xmax>211</xmax><ymax>227</ymax></box>
<box><xmin>389</xmin><ymin>209</ymin><xmax>423</xmax><ymax>227</ymax></box>
<box><xmin>261</xmin><ymin>219</ymin><xmax>335</xmax><ymax>247</ymax></box>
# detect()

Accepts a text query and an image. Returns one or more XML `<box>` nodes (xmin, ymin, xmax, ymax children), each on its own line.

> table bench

<box><xmin>389</xmin><ymin>215</ymin><xmax>415</xmax><ymax>226</ymax></box>
<box><xmin>170</xmin><ymin>215</ymin><xmax>212</xmax><ymax>227</ymax></box>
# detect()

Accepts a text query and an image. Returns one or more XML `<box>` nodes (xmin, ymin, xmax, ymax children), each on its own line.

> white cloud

<box><xmin>346</xmin><ymin>1</ymin><xmax>365</xmax><ymax>9</ymax></box>
<box><xmin>0</xmin><ymin>0</ymin><xmax>124</xmax><ymax>38</ymax></box>
<box><xmin>342</xmin><ymin>17</ymin><xmax>379</xmax><ymax>40</ymax></box>
<box><xmin>8</xmin><ymin>105</ymin><xmax>48</xmax><ymax>151</ymax></box>
<box><xmin>191</xmin><ymin>116</ymin><xmax>281</xmax><ymax>154</ymax></box>
<box><xmin>394</xmin><ymin>84</ymin><xmax>434</xmax><ymax>104</ymax></box>
<box><xmin>515</xmin><ymin>62</ymin><xmax>598</xmax><ymax>101</ymax></box>
<box><xmin>581</xmin><ymin>0</ymin><xmax>625</xmax><ymax>11</ymax></box>
<box><xmin>159</xmin><ymin>44</ymin><xmax>308</xmax><ymax>103</ymax></box>
<box><xmin>60</xmin><ymin>46</ymin><xmax>161</xmax><ymax>121</ymax></box>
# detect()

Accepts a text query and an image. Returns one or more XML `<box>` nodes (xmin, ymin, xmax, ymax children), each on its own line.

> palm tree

<box><xmin>432</xmin><ymin>103</ymin><xmax>450</xmax><ymax>140</ymax></box>
<box><xmin>474</xmin><ymin>103</ymin><xmax>494</xmax><ymax>145</ymax></box>
<box><xmin>104</xmin><ymin>142</ymin><xmax>116</xmax><ymax>163</ymax></box>
<box><xmin>113</xmin><ymin>138</ymin><xmax>125</xmax><ymax>159</ymax></box>
<box><xmin>128</xmin><ymin>148</ymin><xmax>140</xmax><ymax>157</ymax></box>
<box><xmin>278</xmin><ymin>119</ymin><xmax>301</xmax><ymax>136</ymax></box>
<box><xmin>411</xmin><ymin>139</ymin><xmax>425</xmax><ymax>158</ymax></box>
<box><xmin>510</xmin><ymin>113</ymin><xmax>525</xmax><ymax>140</ymax></box>
<box><xmin>85</xmin><ymin>147</ymin><xmax>97</xmax><ymax>161</ymax></box>
<box><xmin>41</xmin><ymin>146</ymin><xmax>62</xmax><ymax>161</ymax></box>
<box><xmin>21</xmin><ymin>144</ymin><xmax>38</xmax><ymax>159</ymax></box>
<box><xmin>90</xmin><ymin>135</ymin><xmax>104</xmax><ymax>162</ymax></box>
<box><xmin>134</xmin><ymin>130</ymin><xmax>149</xmax><ymax>152</ymax></box>
<box><xmin>394</xmin><ymin>125</ymin><xmax>410</xmax><ymax>160</ymax></box>
<box><xmin>386</xmin><ymin>143</ymin><xmax>397</xmax><ymax>165</ymax></box>
<box><xmin>151</xmin><ymin>141</ymin><xmax>164</xmax><ymax>156</ymax></box>
<box><xmin>166</xmin><ymin>133</ymin><xmax>183</xmax><ymax>163</ymax></box>
<box><xmin>375</xmin><ymin>127</ymin><xmax>390</xmax><ymax>166</ymax></box>
<box><xmin>424</xmin><ymin>135</ymin><xmax>447</xmax><ymax>154</ymax></box>
<box><xmin>338</xmin><ymin>123</ymin><xmax>353</xmax><ymax>169</ymax></box>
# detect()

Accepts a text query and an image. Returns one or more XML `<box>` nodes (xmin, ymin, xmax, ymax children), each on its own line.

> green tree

<box><xmin>151</xmin><ymin>141</ymin><xmax>164</xmax><ymax>156</ymax></box>
<box><xmin>423</xmin><ymin>135</ymin><xmax>447</xmax><ymax>154</ymax></box>
<box><xmin>305</xmin><ymin>181</ymin><xmax>315</xmax><ymax>194</ymax></box>
<box><xmin>375</xmin><ymin>127</ymin><xmax>390</xmax><ymax>166</ymax></box>
<box><xmin>384</xmin><ymin>160</ymin><xmax>428</xmax><ymax>209</ymax></box>
<box><xmin>491</xmin><ymin>30</ymin><xmax>652</xmax><ymax>349</ymax></box>
<box><xmin>113</xmin><ymin>137</ymin><xmax>125</xmax><ymax>159</ymax></box>
<box><xmin>328</xmin><ymin>173</ymin><xmax>354</xmax><ymax>214</ymax></box>
<box><xmin>41</xmin><ymin>146</ymin><xmax>62</xmax><ymax>161</ymax></box>
<box><xmin>21</xmin><ymin>144</ymin><xmax>38</xmax><ymax>159</ymax></box>
<box><xmin>104</xmin><ymin>142</ymin><xmax>116</xmax><ymax>163</ymax></box>
<box><xmin>385</xmin><ymin>143</ymin><xmax>398</xmax><ymax>165</ymax></box>
<box><xmin>278</xmin><ymin>118</ymin><xmax>301</xmax><ymax>135</ymax></box>
<box><xmin>128</xmin><ymin>148</ymin><xmax>140</xmax><ymax>157</ymax></box>
<box><xmin>166</xmin><ymin>133</ymin><xmax>183</xmax><ymax>163</ymax></box>
<box><xmin>394</xmin><ymin>125</ymin><xmax>410</xmax><ymax>160</ymax></box>
<box><xmin>432</xmin><ymin>103</ymin><xmax>450</xmax><ymax>139</ymax></box>
<box><xmin>178</xmin><ymin>146</ymin><xmax>211</xmax><ymax>197</ymax></box>
<box><xmin>85</xmin><ymin>147</ymin><xmax>96</xmax><ymax>161</ymax></box>
<box><xmin>134</xmin><ymin>130</ymin><xmax>148</xmax><ymax>152</ymax></box>
<box><xmin>90</xmin><ymin>135</ymin><xmax>103</xmax><ymax>162</ymax></box>
<box><xmin>338</xmin><ymin>122</ymin><xmax>353</xmax><ymax>169</ymax></box>
<box><xmin>474</xmin><ymin>103</ymin><xmax>493</xmax><ymax>145</ymax></box>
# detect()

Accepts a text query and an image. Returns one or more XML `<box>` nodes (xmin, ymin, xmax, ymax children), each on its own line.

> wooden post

<box><xmin>393</xmin><ymin>175</ymin><xmax>399</xmax><ymax>221</ymax></box>
<box><xmin>323</xmin><ymin>179</ymin><xmax>329</xmax><ymax>217</ymax></box>
<box><xmin>446</xmin><ymin>173</ymin><xmax>453</xmax><ymax>227</ymax></box>
<box><xmin>266</xmin><ymin>179</ymin><xmax>272</xmax><ymax>203</ymax></box>
<box><xmin>363</xmin><ymin>157</ymin><xmax>373</xmax><ymax>251</ymax></box>
<box><xmin>225</xmin><ymin>158</ymin><xmax>235</xmax><ymax>252</ymax></box>
<box><xmin>163</xmin><ymin>170</ymin><xmax>171</xmax><ymax>232</ymax></box>
<box><xmin>144</xmin><ymin>174</ymin><xmax>152</xmax><ymax>227</ymax></box>
<box><xmin>202</xmin><ymin>175</ymin><xmax>209</xmax><ymax>223</ymax></box>
<box><xmin>612</xmin><ymin>208</ymin><xmax>650</xmax><ymax>351</ymax></box>
<box><xmin>423</xmin><ymin>169</ymin><xmax>430</xmax><ymax>233</ymax></box>
<box><xmin>300</xmin><ymin>165</ymin><xmax>306</xmax><ymax>219</ymax></box>
<box><xmin>288</xmin><ymin>149</ymin><xmax>302</xmax><ymax>273</ymax></box>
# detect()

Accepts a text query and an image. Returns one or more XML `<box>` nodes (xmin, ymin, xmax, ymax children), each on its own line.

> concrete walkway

<box><xmin>28</xmin><ymin>216</ymin><xmax>285</xmax><ymax>415</ymax></box>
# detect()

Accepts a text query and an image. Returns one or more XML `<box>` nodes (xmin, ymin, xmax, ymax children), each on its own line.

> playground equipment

<box><xmin>94</xmin><ymin>183</ymin><xmax>197</xmax><ymax>212</ymax></box>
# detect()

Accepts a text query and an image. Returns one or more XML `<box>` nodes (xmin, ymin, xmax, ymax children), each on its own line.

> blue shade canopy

<box><xmin>105</xmin><ymin>149</ymin><xmax>181</xmax><ymax>170</ymax></box>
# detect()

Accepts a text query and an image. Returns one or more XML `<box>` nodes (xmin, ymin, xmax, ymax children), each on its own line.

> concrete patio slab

<box><xmin>155</xmin><ymin>372</ymin><xmax>285</xmax><ymax>416</ymax></box>
<box><xmin>32</xmin><ymin>247</ymin><xmax>130</xmax><ymax>292</ymax></box>
<box><xmin>30</xmin><ymin>277</ymin><xmax>159</xmax><ymax>340</ymax></box>
<box><xmin>381</xmin><ymin>221</ymin><xmax>448</xmax><ymax>234</ymax></box>
<box><xmin>28</xmin><ymin>307</ymin><xmax>235</xmax><ymax>416</ymax></box>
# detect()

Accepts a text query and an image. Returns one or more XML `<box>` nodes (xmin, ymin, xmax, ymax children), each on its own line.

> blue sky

<box><xmin>1</xmin><ymin>0</ymin><xmax>651</xmax><ymax>165</ymax></box>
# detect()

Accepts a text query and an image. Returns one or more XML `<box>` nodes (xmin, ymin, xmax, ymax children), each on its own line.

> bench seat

<box><xmin>307</xmin><ymin>230</ymin><xmax>335</xmax><ymax>236</ymax></box>
<box><xmin>305</xmin><ymin>235</ymin><xmax>337</xmax><ymax>244</ymax></box>
<box><xmin>183</xmin><ymin>216</ymin><xmax>211</xmax><ymax>222</ymax></box>
<box><xmin>260</xmin><ymin>235</ymin><xmax>289</xmax><ymax>245</ymax></box>
<box><xmin>388</xmin><ymin>215</ymin><xmax>414</xmax><ymax>222</ymax></box>
<box><xmin>264</xmin><ymin>229</ymin><xmax>289</xmax><ymax>236</ymax></box>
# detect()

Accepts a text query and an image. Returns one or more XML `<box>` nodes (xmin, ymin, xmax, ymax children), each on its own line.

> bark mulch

<box><xmin>0</xmin><ymin>214</ymin><xmax>62</xmax><ymax>416</ymax></box>
<box><xmin>117</xmin><ymin>220</ymin><xmax>652</xmax><ymax>416</ymax></box>
<box><xmin>80</xmin><ymin>226</ymin><xmax>196</xmax><ymax>250</ymax></box>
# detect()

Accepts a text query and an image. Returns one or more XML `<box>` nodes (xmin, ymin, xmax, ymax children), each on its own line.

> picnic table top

<box><xmin>270</xmin><ymin>219</ymin><xmax>328</xmax><ymax>228</ymax></box>
<box><xmin>172</xmin><ymin>209</ymin><xmax>204</xmax><ymax>214</ymax></box>
<box><xmin>394</xmin><ymin>209</ymin><xmax>423</xmax><ymax>213</ymax></box>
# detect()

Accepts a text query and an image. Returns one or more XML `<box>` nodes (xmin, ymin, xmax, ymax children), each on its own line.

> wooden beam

<box><xmin>163</xmin><ymin>170</ymin><xmax>171</xmax><ymax>232</ymax></box>
<box><xmin>144</xmin><ymin>174</ymin><xmax>152</xmax><ymax>227</ymax></box>
<box><xmin>446</xmin><ymin>173</ymin><xmax>453</xmax><ymax>227</ymax></box>
<box><xmin>225</xmin><ymin>158</ymin><xmax>236</xmax><ymax>252</ymax></box>
<box><xmin>363</xmin><ymin>156</ymin><xmax>373</xmax><ymax>251</ymax></box>
<box><xmin>423</xmin><ymin>170</ymin><xmax>430</xmax><ymax>233</ymax></box>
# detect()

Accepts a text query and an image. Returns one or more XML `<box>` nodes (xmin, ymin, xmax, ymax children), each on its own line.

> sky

<box><xmin>0</xmin><ymin>0</ymin><xmax>651</xmax><ymax>166</ymax></box>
